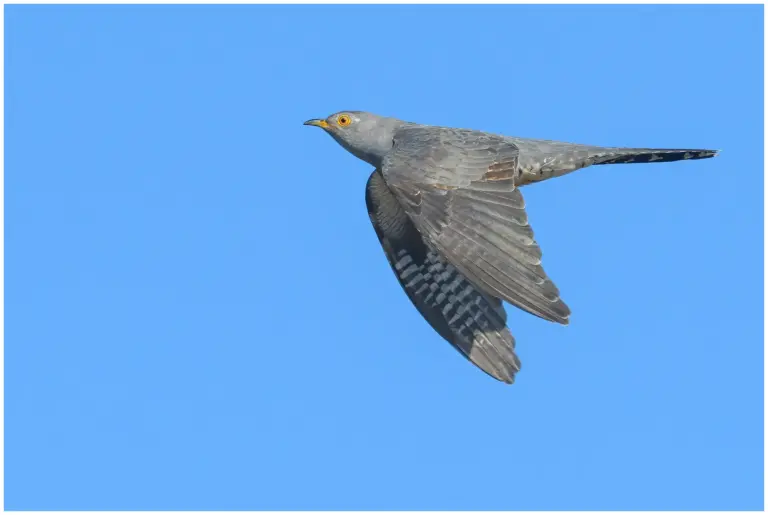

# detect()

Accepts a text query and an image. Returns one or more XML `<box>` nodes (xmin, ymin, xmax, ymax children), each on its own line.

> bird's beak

<box><xmin>303</xmin><ymin>118</ymin><xmax>330</xmax><ymax>129</ymax></box>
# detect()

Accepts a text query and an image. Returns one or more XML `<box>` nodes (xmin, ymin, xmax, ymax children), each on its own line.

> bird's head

<box><xmin>304</xmin><ymin>111</ymin><xmax>403</xmax><ymax>167</ymax></box>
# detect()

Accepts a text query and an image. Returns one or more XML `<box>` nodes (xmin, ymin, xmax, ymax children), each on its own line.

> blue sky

<box><xmin>5</xmin><ymin>4</ymin><xmax>763</xmax><ymax>510</ymax></box>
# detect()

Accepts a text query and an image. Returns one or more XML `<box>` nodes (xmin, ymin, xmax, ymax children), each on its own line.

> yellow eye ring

<box><xmin>336</xmin><ymin>114</ymin><xmax>352</xmax><ymax>127</ymax></box>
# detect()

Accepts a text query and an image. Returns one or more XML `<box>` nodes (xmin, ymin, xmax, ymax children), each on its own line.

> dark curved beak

<box><xmin>303</xmin><ymin>118</ymin><xmax>330</xmax><ymax>129</ymax></box>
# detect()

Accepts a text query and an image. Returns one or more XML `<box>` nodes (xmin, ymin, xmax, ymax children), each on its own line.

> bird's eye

<box><xmin>336</xmin><ymin>114</ymin><xmax>352</xmax><ymax>127</ymax></box>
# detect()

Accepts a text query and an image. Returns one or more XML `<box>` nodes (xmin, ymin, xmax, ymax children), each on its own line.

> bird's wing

<box><xmin>381</xmin><ymin>125</ymin><xmax>570</xmax><ymax>324</ymax></box>
<box><xmin>366</xmin><ymin>169</ymin><xmax>521</xmax><ymax>383</ymax></box>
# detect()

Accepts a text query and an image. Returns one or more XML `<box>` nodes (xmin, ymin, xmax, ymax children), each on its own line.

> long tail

<box><xmin>593</xmin><ymin>148</ymin><xmax>719</xmax><ymax>165</ymax></box>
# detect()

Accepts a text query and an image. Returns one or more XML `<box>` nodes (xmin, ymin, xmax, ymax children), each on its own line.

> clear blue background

<box><xmin>6</xmin><ymin>5</ymin><xmax>763</xmax><ymax>510</ymax></box>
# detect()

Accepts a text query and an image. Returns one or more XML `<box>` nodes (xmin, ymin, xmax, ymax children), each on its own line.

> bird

<box><xmin>304</xmin><ymin>111</ymin><xmax>718</xmax><ymax>384</ymax></box>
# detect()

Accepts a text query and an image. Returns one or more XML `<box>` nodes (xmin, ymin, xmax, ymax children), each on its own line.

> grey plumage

<box><xmin>366</xmin><ymin>170</ymin><xmax>520</xmax><ymax>383</ymax></box>
<box><xmin>305</xmin><ymin>111</ymin><xmax>718</xmax><ymax>384</ymax></box>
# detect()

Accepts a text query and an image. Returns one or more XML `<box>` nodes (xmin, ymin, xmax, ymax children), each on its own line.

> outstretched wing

<box><xmin>381</xmin><ymin>125</ymin><xmax>570</xmax><ymax>324</ymax></box>
<box><xmin>365</xmin><ymin>169</ymin><xmax>521</xmax><ymax>383</ymax></box>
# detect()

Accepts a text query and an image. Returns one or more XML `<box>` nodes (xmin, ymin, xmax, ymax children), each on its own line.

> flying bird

<box><xmin>305</xmin><ymin>111</ymin><xmax>717</xmax><ymax>384</ymax></box>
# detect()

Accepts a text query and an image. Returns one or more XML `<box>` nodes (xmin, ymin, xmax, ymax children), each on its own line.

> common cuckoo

<box><xmin>305</xmin><ymin>111</ymin><xmax>717</xmax><ymax>384</ymax></box>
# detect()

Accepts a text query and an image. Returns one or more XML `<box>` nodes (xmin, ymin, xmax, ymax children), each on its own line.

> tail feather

<box><xmin>594</xmin><ymin>148</ymin><xmax>719</xmax><ymax>165</ymax></box>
